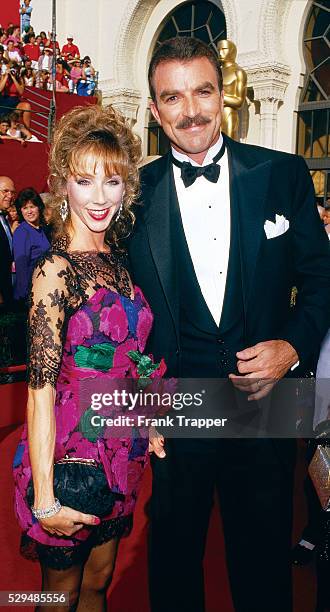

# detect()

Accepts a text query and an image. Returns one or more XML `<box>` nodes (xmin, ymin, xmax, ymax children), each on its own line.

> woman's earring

<box><xmin>115</xmin><ymin>198</ymin><xmax>123</xmax><ymax>223</ymax></box>
<box><xmin>60</xmin><ymin>199</ymin><xmax>69</xmax><ymax>222</ymax></box>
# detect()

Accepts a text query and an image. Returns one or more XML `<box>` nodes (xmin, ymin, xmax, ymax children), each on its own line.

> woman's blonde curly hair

<box><xmin>48</xmin><ymin>104</ymin><xmax>142</xmax><ymax>246</ymax></box>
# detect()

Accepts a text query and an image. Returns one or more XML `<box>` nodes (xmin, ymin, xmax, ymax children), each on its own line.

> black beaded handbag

<box><xmin>27</xmin><ymin>457</ymin><xmax>124</xmax><ymax>517</ymax></box>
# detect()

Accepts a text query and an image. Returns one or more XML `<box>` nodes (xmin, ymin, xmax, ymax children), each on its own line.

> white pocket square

<box><xmin>264</xmin><ymin>214</ymin><xmax>289</xmax><ymax>239</ymax></box>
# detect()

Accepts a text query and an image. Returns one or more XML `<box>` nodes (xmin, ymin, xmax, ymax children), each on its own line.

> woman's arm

<box><xmin>27</xmin><ymin>254</ymin><xmax>100</xmax><ymax>535</ymax></box>
<box><xmin>0</xmin><ymin>71</ymin><xmax>9</xmax><ymax>93</ymax></box>
<box><xmin>13</xmin><ymin>227</ymin><xmax>30</xmax><ymax>299</ymax></box>
<box><xmin>27</xmin><ymin>385</ymin><xmax>56</xmax><ymax>509</ymax></box>
<box><xmin>26</xmin><ymin>254</ymin><xmax>67</xmax><ymax>512</ymax></box>
<box><xmin>10</xmin><ymin>73</ymin><xmax>24</xmax><ymax>96</ymax></box>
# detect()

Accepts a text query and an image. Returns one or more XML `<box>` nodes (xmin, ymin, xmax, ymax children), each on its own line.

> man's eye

<box><xmin>199</xmin><ymin>89</ymin><xmax>211</xmax><ymax>96</ymax></box>
<box><xmin>166</xmin><ymin>96</ymin><xmax>178</xmax><ymax>103</ymax></box>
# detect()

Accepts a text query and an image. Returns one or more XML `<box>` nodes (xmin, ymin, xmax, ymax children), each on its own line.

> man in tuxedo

<box><xmin>0</xmin><ymin>176</ymin><xmax>15</xmax><ymax>308</ymax></box>
<box><xmin>128</xmin><ymin>38</ymin><xmax>330</xmax><ymax>612</ymax></box>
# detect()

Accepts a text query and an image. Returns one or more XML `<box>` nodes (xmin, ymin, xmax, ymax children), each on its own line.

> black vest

<box><xmin>171</xmin><ymin>175</ymin><xmax>246</xmax><ymax>378</ymax></box>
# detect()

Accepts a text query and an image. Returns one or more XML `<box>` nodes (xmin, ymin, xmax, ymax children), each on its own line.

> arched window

<box><xmin>296</xmin><ymin>0</ymin><xmax>330</xmax><ymax>206</ymax></box>
<box><xmin>147</xmin><ymin>1</ymin><xmax>226</xmax><ymax>156</ymax></box>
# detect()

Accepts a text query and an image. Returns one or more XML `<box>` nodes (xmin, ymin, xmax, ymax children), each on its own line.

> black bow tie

<box><xmin>171</xmin><ymin>140</ymin><xmax>225</xmax><ymax>188</ymax></box>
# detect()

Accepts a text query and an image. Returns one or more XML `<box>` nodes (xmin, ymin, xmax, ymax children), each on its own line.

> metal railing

<box><xmin>0</xmin><ymin>99</ymin><xmax>50</xmax><ymax>142</ymax></box>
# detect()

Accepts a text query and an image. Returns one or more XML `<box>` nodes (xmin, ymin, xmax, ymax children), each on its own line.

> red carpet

<box><xmin>0</xmin><ymin>426</ymin><xmax>315</xmax><ymax>612</ymax></box>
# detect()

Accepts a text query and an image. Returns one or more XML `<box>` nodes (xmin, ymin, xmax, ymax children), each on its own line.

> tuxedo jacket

<box><xmin>0</xmin><ymin>217</ymin><xmax>13</xmax><ymax>304</ymax></box>
<box><xmin>128</xmin><ymin>135</ymin><xmax>330</xmax><ymax>377</ymax></box>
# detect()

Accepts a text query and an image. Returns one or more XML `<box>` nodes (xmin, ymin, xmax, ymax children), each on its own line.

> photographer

<box><xmin>0</xmin><ymin>62</ymin><xmax>31</xmax><ymax>128</ymax></box>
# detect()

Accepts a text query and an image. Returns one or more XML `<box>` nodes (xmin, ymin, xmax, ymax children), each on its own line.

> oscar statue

<box><xmin>217</xmin><ymin>40</ymin><xmax>247</xmax><ymax>140</ymax></box>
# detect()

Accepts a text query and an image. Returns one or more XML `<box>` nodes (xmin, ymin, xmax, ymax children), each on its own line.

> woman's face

<box><xmin>7</xmin><ymin>205</ymin><xmax>18</xmax><ymax>222</ymax></box>
<box><xmin>66</xmin><ymin>159</ymin><xmax>125</xmax><ymax>235</ymax></box>
<box><xmin>21</xmin><ymin>201</ymin><xmax>40</xmax><ymax>225</ymax></box>
<box><xmin>8</xmin><ymin>42</ymin><xmax>14</xmax><ymax>51</ymax></box>
<box><xmin>0</xmin><ymin>121</ymin><xmax>9</xmax><ymax>135</ymax></box>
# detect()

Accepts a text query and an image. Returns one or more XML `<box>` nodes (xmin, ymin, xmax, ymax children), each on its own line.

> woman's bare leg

<box><xmin>16</xmin><ymin>101</ymin><xmax>31</xmax><ymax>128</ymax></box>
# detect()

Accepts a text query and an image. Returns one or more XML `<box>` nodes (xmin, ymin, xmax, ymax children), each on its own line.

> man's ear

<box><xmin>150</xmin><ymin>101</ymin><xmax>161</xmax><ymax>126</ymax></box>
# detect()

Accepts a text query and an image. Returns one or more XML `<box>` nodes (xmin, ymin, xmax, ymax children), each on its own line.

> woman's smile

<box><xmin>86</xmin><ymin>207</ymin><xmax>111</xmax><ymax>221</ymax></box>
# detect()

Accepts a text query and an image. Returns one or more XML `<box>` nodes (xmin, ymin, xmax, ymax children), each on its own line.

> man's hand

<box><xmin>149</xmin><ymin>426</ymin><xmax>166</xmax><ymax>458</ymax></box>
<box><xmin>229</xmin><ymin>340</ymin><xmax>298</xmax><ymax>401</ymax></box>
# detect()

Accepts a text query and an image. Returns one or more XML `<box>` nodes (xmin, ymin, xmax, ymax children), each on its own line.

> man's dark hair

<box><xmin>148</xmin><ymin>36</ymin><xmax>223</xmax><ymax>102</ymax></box>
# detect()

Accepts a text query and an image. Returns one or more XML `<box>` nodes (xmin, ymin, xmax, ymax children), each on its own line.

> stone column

<box><xmin>246</xmin><ymin>64</ymin><xmax>291</xmax><ymax>149</ymax></box>
<box><xmin>101</xmin><ymin>85</ymin><xmax>141</xmax><ymax>127</ymax></box>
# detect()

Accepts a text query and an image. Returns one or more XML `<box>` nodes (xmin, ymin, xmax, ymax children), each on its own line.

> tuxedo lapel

<box><xmin>224</xmin><ymin>136</ymin><xmax>272</xmax><ymax>313</ymax></box>
<box><xmin>141</xmin><ymin>139</ymin><xmax>272</xmax><ymax>334</ymax></box>
<box><xmin>142</xmin><ymin>153</ymin><xmax>180</xmax><ymax>335</ymax></box>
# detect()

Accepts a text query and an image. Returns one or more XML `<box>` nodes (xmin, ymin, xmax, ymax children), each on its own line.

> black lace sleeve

<box><xmin>27</xmin><ymin>252</ymin><xmax>82</xmax><ymax>390</ymax></box>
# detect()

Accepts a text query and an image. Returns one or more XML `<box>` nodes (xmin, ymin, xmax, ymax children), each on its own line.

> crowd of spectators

<box><xmin>0</xmin><ymin>15</ymin><xmax>97</xmax><ymax>140</ymax></box>
<box><xmin>0</xmin><ymin>18</ymin><xmax>97</xmax><ymax>119</ymax></box>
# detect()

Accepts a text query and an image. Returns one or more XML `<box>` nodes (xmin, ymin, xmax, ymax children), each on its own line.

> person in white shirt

<box><xmin>128</xmin><ymin>36</ymin><xmax>330</xmax><ymax>612</ymax></box>
<box><xmin>4</xmin><ymin>41</ymin><xmax>22</xmax><ymax>64</ymax></box>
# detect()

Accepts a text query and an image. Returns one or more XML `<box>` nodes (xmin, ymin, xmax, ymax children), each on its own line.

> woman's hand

<box><xmin>39</xmin><ymin>505</ymin><xmax>100</xmax><ymax>537</ymax></box>
<box><xmin>149</xmin><ymin>426</ymin><xmax>166</xmax><ymax>458</ymax></box>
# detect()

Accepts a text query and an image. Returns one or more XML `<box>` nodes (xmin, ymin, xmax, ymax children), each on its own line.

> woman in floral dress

<box><xmin>13</xmin><ymin>104</ymin><xmax>165</xmax><ymax>611</ymax></box>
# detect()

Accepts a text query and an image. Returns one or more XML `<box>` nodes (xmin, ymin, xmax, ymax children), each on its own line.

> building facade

<box><xmin>32</xmin><ymin>0</ymin><xmax>329</xmax><ymax>202</ymax></box>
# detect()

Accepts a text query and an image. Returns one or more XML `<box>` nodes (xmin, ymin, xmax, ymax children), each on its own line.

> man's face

<box><xmin>0</xmin><ymin>177</ymin><xmax>15</xmax><ymax>211</ymax></box>
<box><xmin>150</xmin><ymin>57</ymin><xmax>223</xmax><ymax>161</ymax></box>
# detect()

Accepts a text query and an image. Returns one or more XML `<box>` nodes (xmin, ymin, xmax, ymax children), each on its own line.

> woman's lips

<box><xmin>87</xmin><ymin>208</ymin><xmax>110</xmax><ymax>221</ymax></box>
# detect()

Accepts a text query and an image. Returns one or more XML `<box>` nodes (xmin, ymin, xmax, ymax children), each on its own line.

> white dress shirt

<box><xmin>172</xmin><ymin>134</ymin><xmax>231</xmax><ymax>325</ymax></box>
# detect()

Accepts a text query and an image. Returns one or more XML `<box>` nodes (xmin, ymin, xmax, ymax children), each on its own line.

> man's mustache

<box><xmin>175</xmin><ymin>114</ymin><xmax>211</xmax><ymax>129</ymax></box>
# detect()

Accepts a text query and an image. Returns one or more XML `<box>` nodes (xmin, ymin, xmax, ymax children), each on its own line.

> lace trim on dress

<box><xmin>27</xmin><ymin>238</ymin><xmax>132</xmax><ymax>390</ymax></box>
<box><xmin>20</xmin><ymin>514</ymin><xmax>133</xmax><ymax>568</ymax></box>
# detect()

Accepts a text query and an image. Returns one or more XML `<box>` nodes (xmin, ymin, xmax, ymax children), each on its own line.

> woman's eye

<box><xmin>108</xmin><ymin>179</ymin><xmax>120</xmax><ymax>186</ymax></box>
<box><xmin>76</xmin><ymin>179</ymin><xmax>90</xmax><ymax>185</ymax></box>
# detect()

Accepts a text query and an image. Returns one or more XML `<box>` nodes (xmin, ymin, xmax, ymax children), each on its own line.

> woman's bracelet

<box><xmin>31</xmin><ymin>498</ymin><xmax>62</xmax><ymax>520</ymax></box>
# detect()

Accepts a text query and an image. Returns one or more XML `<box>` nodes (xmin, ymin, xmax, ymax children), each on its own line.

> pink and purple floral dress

<box><xmin>13</xmin><ymin>246</ymin><xmax>165</xmax><ymax>568</ymax></box>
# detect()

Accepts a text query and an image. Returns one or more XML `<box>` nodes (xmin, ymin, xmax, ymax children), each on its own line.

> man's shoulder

<box><xmin>139</xmin><ymin>153</ymin><xmax>170</xmax><ymax>193</ymax></box>
<box><xmin>140</xmin><ymin>153</ymin><xmax>169</xmax><ymax>177</ymax></box>
<box><xmin>228</xmin><ymin>136</ymin><xmax>300</xmax><ymax>165</ymax></box>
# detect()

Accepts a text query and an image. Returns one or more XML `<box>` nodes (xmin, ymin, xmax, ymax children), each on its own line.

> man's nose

<box><xmin>183</xmin><ymin>95</ymin><xmax>198</xmax><ymax>118</ymax></box>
